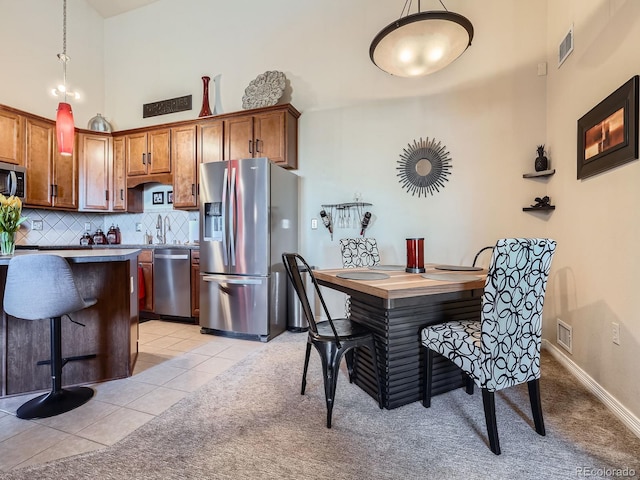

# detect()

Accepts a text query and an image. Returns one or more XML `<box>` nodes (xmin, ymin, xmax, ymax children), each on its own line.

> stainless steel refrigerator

<box><xmin>199</xmin><ymin>157</ymin><xmax>298</xmax><ymax>341</ymax></box>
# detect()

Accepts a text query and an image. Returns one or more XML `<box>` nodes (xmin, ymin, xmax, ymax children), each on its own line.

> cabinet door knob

<box><xmin>148</xmin><ymin>152</ymin><xmax>151</xmax><ymax>164</ymax></box>
<box><xmin>120</xmin><ymin>189</ymin><xmax>124</xmax><ymax>201</ymax></box>
<box><xmin>248</xmin><ymin>140</ymin><xmax>253</xmax><ymax>154</ymax></box>
<box><xmin>191</xmin><ymin>184</ymin><xmax>195</xmax><ymax>196</ymax></box>
<box><xmin>106</xmin><ymin>190</ymin><xmax>109</xmax><ymax>201</ymax></box>
<box><xmin>142</xmin><ymin>153</ymin><xmax>146</xmax><ymax>165</ymax></box>
<box><xmin>255</xmin><ymin>139</ymin><xmax>261</xmax><ymax>153</ymax></box>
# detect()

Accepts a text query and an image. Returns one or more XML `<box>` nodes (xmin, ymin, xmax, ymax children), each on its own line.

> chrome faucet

<box><xmin>156</xmin><ymin>214</ymin><xmax>163</xmax><ymax>244</ymax></box>
<box><xmin>163</xmin><ymin>215</ymin><xmax>171</xmax><ymax>244</ymax></box>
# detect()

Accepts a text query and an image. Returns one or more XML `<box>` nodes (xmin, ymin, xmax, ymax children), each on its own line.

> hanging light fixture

<box><xmin>370</xmin><ymin>0</ymin><xmax>474</xmax><ymax>78</ymax></box>
<box><xmin>52</xmin><ymin>0</ymin><xmax>77</xmax><ymax>156</ymax></box>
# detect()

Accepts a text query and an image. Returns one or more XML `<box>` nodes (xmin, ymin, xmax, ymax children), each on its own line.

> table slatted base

<box><xmin>349</xmin><ymin>290</ymin><xmax>482</xmax><ymax>409</ymax></box>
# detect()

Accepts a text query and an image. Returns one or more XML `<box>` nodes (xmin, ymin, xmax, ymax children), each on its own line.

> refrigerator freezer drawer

<box><xmin>200</xmin><ymin>274</ymin><xmax>269</xmax><ymax>336</ymax></box>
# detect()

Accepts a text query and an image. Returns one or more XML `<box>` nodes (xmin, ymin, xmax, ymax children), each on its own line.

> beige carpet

<box><xmin>0</xmin><ymin>332</ymin><xmax>639</xmax><ymax>480</ymax></box>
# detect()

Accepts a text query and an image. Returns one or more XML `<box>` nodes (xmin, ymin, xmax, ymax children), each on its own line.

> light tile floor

<box><xmin>0</xmin><ymin>320</ymin><xmax>265</xmax><ymax>472</ymax></box>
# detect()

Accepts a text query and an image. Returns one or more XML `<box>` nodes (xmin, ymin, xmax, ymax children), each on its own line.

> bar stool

<box><xmin>3</xmin><ymin>254</ymin><xmax>97</xmax><ymax>419</ymax></box>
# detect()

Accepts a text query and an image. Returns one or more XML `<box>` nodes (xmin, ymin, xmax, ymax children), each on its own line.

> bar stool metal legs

<box><xmin>16</xmin><ymin>316</ymin><xmax>94</xmax><ymax>420</ymax></box>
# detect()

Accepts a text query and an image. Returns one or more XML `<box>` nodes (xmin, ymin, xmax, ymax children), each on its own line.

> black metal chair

<box><xmin>282</xmin><ymin>253</ymin><xmax>383</xmax><ymax>428</ymax></box>
<box><xmin>3</xmin><ymin>254</ymin><xmax>97</xmax><ymax>419</ymax></box>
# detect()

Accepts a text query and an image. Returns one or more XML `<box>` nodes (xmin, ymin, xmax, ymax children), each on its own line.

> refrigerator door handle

<box><xmin>221</xmin><ymin>166</ymin><xmax>229</xmax><ymax>265</ymax></box>
<box><xmin>229</xmin><ymin>166</ymin><xmax>237</xmax><ymax>267</ymax></box>
<box><xmin>202</xmin><ymin>276</ymin><xmax>262</xmax><ymax>285</ymax></box>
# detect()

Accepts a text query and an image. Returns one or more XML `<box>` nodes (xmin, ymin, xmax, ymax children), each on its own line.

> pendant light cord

<box><xmin>401</xmin><ymin>0</ymin><xmax>449</xmax><ymax>17</ymax></box>
<box><xmin>59</xmin><ymin>0</ymin><xmax>69</xmax><ymax>103</ymax></box>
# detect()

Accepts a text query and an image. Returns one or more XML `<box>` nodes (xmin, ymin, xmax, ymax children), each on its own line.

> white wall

<box><xmin>545</xmin><ymin>0</ymin><xmax>640</xmax><ymax>419</ymax></box>
<box><xmin>0</xmin><ymin>0</ymin><xmax>105</xmax><ymax>126</ymax></box>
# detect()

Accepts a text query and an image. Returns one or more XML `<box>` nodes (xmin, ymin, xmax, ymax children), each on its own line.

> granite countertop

<box><xmin>94</xmin><ymin>243</ymin><xmax>199</xmax><ymax>250</ymax></box>
<box><xmin>0</xmin><ymin>248</ymin><xmax>141</xmax><ymax>265</ymax></box>
<box><xmin>17</xmin><ymin>243</ymin><xmax>199</xmax><ymax>251</ymax></box>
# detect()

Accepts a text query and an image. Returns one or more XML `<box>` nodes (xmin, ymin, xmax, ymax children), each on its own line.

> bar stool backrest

<box><xmin>4</xmin><ymin>254</ymin><xmax>95</xmax><ymax>320</ymax></box>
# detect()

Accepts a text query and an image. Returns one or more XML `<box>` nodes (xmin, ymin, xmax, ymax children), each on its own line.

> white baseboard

<box><xmin>542</xmin><ymin>339</ymin><xmax>640</xmax><ymax>439</ymax></box>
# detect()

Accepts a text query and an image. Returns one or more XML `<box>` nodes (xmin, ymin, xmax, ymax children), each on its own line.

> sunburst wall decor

<box><xmin>396</xmin><ymin>137</ymin><xmax>452</xmax><ymax>197</ymax></box>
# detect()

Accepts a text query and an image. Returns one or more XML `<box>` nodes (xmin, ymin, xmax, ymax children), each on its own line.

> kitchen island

<box><xmin>0</xmin><ymin>249</ymin><xmax>140</xmax><ymax>397</ymax></box>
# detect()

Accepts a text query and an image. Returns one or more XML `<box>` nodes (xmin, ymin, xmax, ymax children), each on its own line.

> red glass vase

<box><xmin>199</xmin><ymin>76</ymin><xmax>212</xmax><ymax>117</ymax></box>
<box><xmin>406</xmin><ymin>238</ymin><xmax>425</xmax><ymax>273</ymax></box>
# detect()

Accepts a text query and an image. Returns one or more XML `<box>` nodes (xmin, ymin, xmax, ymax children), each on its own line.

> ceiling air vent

<box><xmin>558</xmin><ymin>24</ymin><xmax>574</xmax><ymax>68</ymax></box>
<box><xmin>557</xmin><ymin>318</ymin><xmax>573</xmax><ymax>354</ymax></box>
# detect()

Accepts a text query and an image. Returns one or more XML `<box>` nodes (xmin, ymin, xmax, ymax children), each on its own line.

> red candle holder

<box><xmin>406</xmin><ymin>237</ymin><xmax>425</xmax><ymax>273</ymax></box>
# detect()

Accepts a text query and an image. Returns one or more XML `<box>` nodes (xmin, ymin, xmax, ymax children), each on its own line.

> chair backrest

<box><xmin>480</xmin><ymin>238</ymin><xmax>556</xmax><ymax>391</ymax></box>
<box><xmin>282</xmin><ymin>253</ymin><xmax>342</xmax><ymax>345</ymax></box>
<box><xmin>340</xmin><ymin>238</ymin><xmax>380</xmax><ymax>268</ymax></box>
<box><xmin>3</xmin><ymin>254</ymin><xmax>91</xmax><ymax>320</ymax></box>
<box><xmin>472</xmin><ymin>245</ymin><xmax>494</xmax><ymax>267</ymax></box>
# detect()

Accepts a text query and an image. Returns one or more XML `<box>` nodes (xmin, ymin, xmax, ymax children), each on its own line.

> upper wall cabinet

<box><xmin>125</xmin><ymin>128</ymin><xmax>171</xmax><ymax>186</ymax></box>
<box><xmin>24</xmin><ymin>117</ymin><xmax>77</xmax><ymax>210</ymax></box>
<box><xmin>171</xmin><ymin>124</ymin><xmax>198</xmax><ymax>209</ymax></box>
<box><xmin>224</xmin><ymin>104</ymin><xmax>299</xmax><ymax>169</ymax></box>
<box><xmin>0</xmin><ymin>107</ymin><xmax>24</xmax><ymax>166</ymax></box>
<box><xmin>78</xmin><ymin>132</ymin><xmax>112</xmax><ymax>211</ymax></box>
<box><xmin>112</xmin><ymin>136</ymin><xmax>127</xmax><ymax>211</ymax></box>
<box><xmin>198</xmin><ymin>119</ymin><xmax>224</xmax><ymax>164</ymax></box>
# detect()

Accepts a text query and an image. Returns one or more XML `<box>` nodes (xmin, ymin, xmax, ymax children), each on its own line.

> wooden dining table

<box><xmin>313</xmin><ymin>264</ymin><xmax>487</xmax><ymax>409</ymax></box>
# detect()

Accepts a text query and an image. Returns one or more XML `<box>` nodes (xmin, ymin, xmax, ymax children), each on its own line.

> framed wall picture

<box><xmin>577</xmin><ymin>75</ymin><xmax>639</xmax><ymax>179</ymax></box>
<box><xmin>168</xmin><ymin>191</ymin><xmax>173</xmax><ymax>204</ymax></box>
<box><xmin>152</xmin><ymin>192</ymin><xmax>164</xmax><ymax>205</ymax></box>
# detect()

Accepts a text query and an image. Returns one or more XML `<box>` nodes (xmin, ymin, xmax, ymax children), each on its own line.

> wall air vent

<box><xmin>557</xmin><ymin>318</ymin><xmax>573</xmax><ymax>354</ymax></box>
<box><xmin>558</xmin><ymin>24</ymin><xmax>574</xmax><ymax>68</ymax></box>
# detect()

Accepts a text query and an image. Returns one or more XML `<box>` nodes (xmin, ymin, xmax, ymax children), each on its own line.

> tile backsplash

<box><xmin>17</xmin><ymin>208</ymin><xmax>199</xmax><ymax>246</ymax></box>
<box><xmin>16</xmin><ymin>185</ymin><xmax>199</xmax><ymax>246</ymax></box>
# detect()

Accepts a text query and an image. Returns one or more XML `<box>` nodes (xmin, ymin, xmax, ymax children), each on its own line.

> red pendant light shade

<box><xmin>56</xmin><ymin>102</ymin><xmax>75</xmax><ymax>156</ymax></box>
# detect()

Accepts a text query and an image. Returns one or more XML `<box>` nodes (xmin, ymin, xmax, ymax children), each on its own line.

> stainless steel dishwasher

<box><xmin>153</xmin><ymin>248</ymin><xmax>192</xmax><ymax>318</ymax></box>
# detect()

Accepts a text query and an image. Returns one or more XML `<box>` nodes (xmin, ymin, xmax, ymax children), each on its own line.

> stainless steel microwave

<box><xmin>0</xmin><ymin>161</ymin><xmax>26</xmax><ymax>200</ymax></box>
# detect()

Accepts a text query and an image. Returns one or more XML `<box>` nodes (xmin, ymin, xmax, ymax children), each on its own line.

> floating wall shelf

<box><xmin>523</xmin><ymin>168</ymin><xmax>556</xmax><ymax>211</ymax></box>
<box><xmin>523</xmin><ymin>206</ymin><xmax>556</xmax><ymax>212</ymax></box>
<box><xmin>522</xmin><ymin>169</ymin><xmax>555</xmax><ymax>178</ymax></box>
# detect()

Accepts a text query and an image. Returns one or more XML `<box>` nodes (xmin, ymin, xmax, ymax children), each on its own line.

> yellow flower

<box><xmin>0</xmin><ymin>194</ymin><xmax>27</xmax><ymax>234</ymax></box>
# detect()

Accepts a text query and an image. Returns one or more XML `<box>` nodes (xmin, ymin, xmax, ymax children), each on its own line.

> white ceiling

<box><xmin>84</xmin><ymin>0</ymin><xmax>160</xmax><ymax>18</ymax></box>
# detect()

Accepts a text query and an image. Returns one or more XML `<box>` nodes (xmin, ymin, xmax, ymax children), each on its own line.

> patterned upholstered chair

<box><xmin>420</xmin><ymin>238</ymin><xmax>557</xmax><ymax>455</ymax></box>
<box><xmin>339</xmin><ymin>238</ymin><xmax>380</xmax><ymax>268</ymax></box>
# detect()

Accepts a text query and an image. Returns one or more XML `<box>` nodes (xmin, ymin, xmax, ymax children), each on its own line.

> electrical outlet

<box><xmin>84</xmin><ymin>222</ymin><xmax>91</xmax><ymax>231</ymax></box>
<box><xmin>612</xmin><ymin>322</ymin><xmax>620</xmax><ymax>345</ymax></box>
<box><xmin>136</xmin><ymin>222</ymin><xmax>142</xmax><ymax>232</ymax></box>
<box><xmin>311</xmin><ymin>218</ymin><xmax>318</xmax><ymax>230</ymax></box>
<box><xmin>32</xmin><ymin>220</ymin><xmax>43</xmax><ymax>231</ymax></box>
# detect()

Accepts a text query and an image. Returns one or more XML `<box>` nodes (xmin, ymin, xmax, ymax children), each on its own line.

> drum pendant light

<box><xmin>52</xmin><ymin>0</ymin><xmax>78</xmax><ymax>156</ymax></box>
<box><xmin>370</xmin><ymin>0</ymin><xmax>473</xmax><ymax>78</ymax></box>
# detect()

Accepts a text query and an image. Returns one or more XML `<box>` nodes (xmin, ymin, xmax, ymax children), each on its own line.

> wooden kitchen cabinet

<box><xmin>112</xmin><ymin>136</ymin><xmax>127</xmax><ymax>211</ymax></box>
<box><xmin>172</xmin><ymin>120</ymin><xmax>223</xmax><ymax>211</ymax></box>
<box><xmin>191</xmin><ymin>249</ymin><xmax>200</xmax><ymax>318</ymax></box>
<box><xmin>126</xmin><ymin>128</ymin><xmax>171</xmax><ymax>184</ymax></box>
<box><xmin>24</xmin><ymin>117</ymin><xmax>77</xmax><ymax>210</ymax></box>
<box><xmin>139</xmin><ymin>249</ymin><xmax>154</xmax><ymax>313</ymax></box>
<box><xmin>0</xmin><ymin>107</ymin><xmax>24</xmax><ymax>166</ymax></box>
<box><xmin>78</xmin><ymin>132</ymin><xmax>142</xmax><ymax>213</ymax></box>
<box><xmin>172</xmin><ymin>124</ymin><xmax>198</xmax><ymax>209</ymax></box>
<box><xmin>198</xmin><ymin>119</ymin><xmax>224</xmax><ymax>164</ymax></box>
<box><xmin>224</xmin><ymin>104</ymin><xmax>299</xmax><ymax>169</ymax></box>
<box><xmin>78</xmin><ymin>133</ymin><xmax>111</xmax><ymax>211</ymax></box>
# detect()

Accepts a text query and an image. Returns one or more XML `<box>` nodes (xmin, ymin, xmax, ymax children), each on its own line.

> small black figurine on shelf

<box><xmin>535</xmin><ymin>145</ymin><xmax>549</xmax><ymax>172</ymax></box>
<box><xmin>531</xmin><ymin>196</ymin><xmax>551</xmax><ymax>208</ymax></box>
